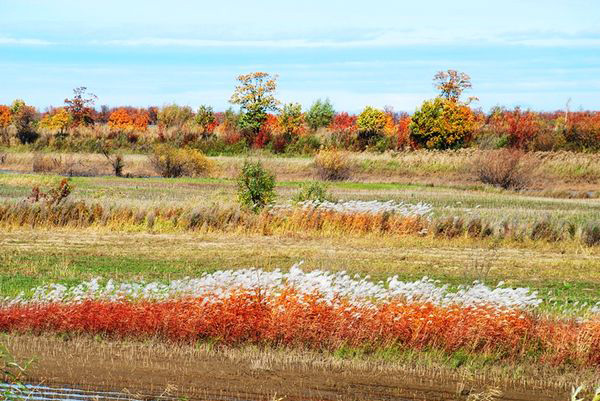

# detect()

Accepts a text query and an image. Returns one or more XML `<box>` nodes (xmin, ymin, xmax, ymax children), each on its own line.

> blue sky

<box><xmin>1</xmin><ymin>0</ymin><xmax>599</xmax><ymax>112</ymax></box>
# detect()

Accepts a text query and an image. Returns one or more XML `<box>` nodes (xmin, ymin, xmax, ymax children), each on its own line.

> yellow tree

<box><xmin>356</xmin><ymin>106</ymin><xmax>387</xmax><ymax>149</ymax></box>
<box><xmin>39</xmin><ymin>108</ymin><xmax>72</xmax><ymax>137</ymax></box>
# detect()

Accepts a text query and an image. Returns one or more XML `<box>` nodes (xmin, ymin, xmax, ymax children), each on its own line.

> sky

<box><xmin>1</xmin><ymin>0</ymin><xmax>599</xmax><ymax>113</ymax></box>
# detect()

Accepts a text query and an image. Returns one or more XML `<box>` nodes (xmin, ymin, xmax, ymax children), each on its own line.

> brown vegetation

<box><xmin>473</xmin><ymin>149</ymin><xmax>537</xmax><ymax>189</ymax></box>
<box><xmin>3</xmin><ymin>334</ymin><xmax>595</xmax><ymax>401</ymax></box>
<box><xmin>149</xmin><ymin>145</ymin><xmax>214</xmax><ymax>178</ymax></box>
<box><xmin>313</xmin><ymin>149</ymin><xmax>352</xmax><ymax>180</ymax></box>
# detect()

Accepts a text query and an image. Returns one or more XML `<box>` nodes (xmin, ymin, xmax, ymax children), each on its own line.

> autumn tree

<box><xmin>488</xmin><ymin>107</ymin><xmax>541</xmax><ymax>150</ymax></box>
<box><xmin>356</xmin><ymin>106</ymin><xmax>387</xmax><ymax>149</ymax></box>
<box><xmin>195</xmin><ymin>105</ymin><xmax>216</xmax><ymax>138</ymax></box>
<box><xmin>11</xmin><ymin>99</ymin><xmax>39</xmax><ymax>144</ymax></box>
<box><xmin>108</xmin><ymin>108</ymin><xmax>149</xmax><ymax>143</ymax></box>
<box><xmin>229</xmin><ymin>72</ymin><xmax>280</xmax><ymax>144</ymax></box>
<box><xmin>64</xmin><ymin>87</ymin><xmax>97</xmax><ymax>126</ymax></box>
<box><xmin>39</xmin><ymin>108</ymin><xmax>72</xmax><ymax>138</ymax></box>
<box><xmin>329</xmin><ymin>112</ymin><xmax>357</xmax><ymax>148</ymax></box>
<box><xmin>157</xmin><ymin>104</ymin><xmax>194</xmax><ymax>129</ymax></box>
<box><xmin>0</xmin><ymin>105</ymin><xmax>11</xmax><ymax>145</ymax></box>
<box><xmin>278</xmin><ymin>103</ymin><xmax>304</xmax><ymax>138</ymax></box>
<box><xmin>433</xmin><ymin>70</ymin><xmax>474</xmax><ymax>102</ymax></box>
<box><xmin>409</xmin><ymin>97</ymin><xmax>476</xmax><ymax>149</ymax></box>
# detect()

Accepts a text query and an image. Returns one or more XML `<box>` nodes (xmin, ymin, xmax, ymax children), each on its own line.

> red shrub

<box><xmin>489</xmin><ymin>108</ymin><xmax>542</xmax><ymax>149</ymax></box>
<box><xmin>566</xmin><ymin>112</ymin><xmax>600</xmax><ymax>150</ymax></box>
<box><xmin>329</xmin><ymin>113</ymin><xmax>357</xmax><ymax>148</ymax></box>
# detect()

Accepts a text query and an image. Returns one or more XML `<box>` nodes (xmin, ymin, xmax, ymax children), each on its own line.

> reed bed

<box><xmin>0</xmin><ymin>198</ymin><xmax>597</xmax><ymax>246</ymax></box>
<box><xmin>1</xmin><ymin>267</ymin><xmax>599</xmax><ymax>369</ymax></box>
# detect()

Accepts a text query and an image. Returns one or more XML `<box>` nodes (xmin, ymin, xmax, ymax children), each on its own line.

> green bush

<box><xmin>306</xmin><ymin>99</ymin><xmax>335</xmax><ymax>131</ymax></box>
<box><xmin>236</xmin><ymin>160</ymin><xmax>276</xmax><ymax>212</ymax></box>
<box><xmin>409</xmin><ymin>97</ymin><xmax>476</xmax><ymax>149</ymax></box>
<box><xmin>284</xmin><ymin>134</ymin><xmax>321</xmax><ymax>155</ymax></box>
<box><xmin>293</xmin><ymin>181</ymin><xmax>332</xmax><ymax>203</ymax></box>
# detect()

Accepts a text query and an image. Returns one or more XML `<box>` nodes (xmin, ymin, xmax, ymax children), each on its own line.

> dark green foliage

<box><xmin>306</xmin><ymin>99</ymin><xmax>335</xmax><ymax>131</ymax></box>
<box><xmin>11</xmin><ymin>100</ymin><xmax>39</xmax><ymax>144</ymax></box>
<box><xmin>236</xmin><ymin>160</ymin><xmax>276</xmax><ymax>212</ymax></box>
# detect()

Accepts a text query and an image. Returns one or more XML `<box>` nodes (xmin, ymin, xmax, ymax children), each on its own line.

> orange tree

<box><xmin>488</xmin><ymin>107</ymin><xmax>541</xmax><ymax>150</ymax></box>
<box><xmin>278</xmin><ymin>103</ymin><xmax>304</xmax><ymax>139</ymax></box>
<box><xmin>108</xmin><ymin>108</ymin><xmax>149</xmax><ymax>142</ymax></box>
<box><xmin>0</xmin><ymin>105</ymin><xmax>11</xmax><ymax>145</ymax></box>
<box><xmin>433</xmin><ymin>69</ymin><xmax>475</xmax><ymax>102</ymax></box>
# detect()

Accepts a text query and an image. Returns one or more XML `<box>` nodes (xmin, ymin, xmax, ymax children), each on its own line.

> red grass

<box><xmin>1</xmin><ymin>291</ymin><xmax>598</xmax><ymax>366</ymax></box>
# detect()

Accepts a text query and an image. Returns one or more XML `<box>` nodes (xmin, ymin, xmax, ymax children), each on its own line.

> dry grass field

<box><xmin>1</xmin><ymin>149</ymin><xmax>599</xmax><ymax>400</ymax></box>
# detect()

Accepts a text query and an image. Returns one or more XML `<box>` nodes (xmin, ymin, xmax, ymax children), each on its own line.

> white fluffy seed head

<box><xmin>2</xmin><ymin>263</ymin><xmax>554</xmax><ymax>313</ymax></box>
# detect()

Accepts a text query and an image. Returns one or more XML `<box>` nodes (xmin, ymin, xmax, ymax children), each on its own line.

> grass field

<box><xmin>1</xmin><ymin>150</ymin><xmax>599</xmax><ymax>400</ymax></box>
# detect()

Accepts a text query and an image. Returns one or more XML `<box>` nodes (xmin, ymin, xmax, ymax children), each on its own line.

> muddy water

<box><xmin>1</xmin><ymin>383</ymin><xmax>144</xmax><ymax>401</ymax></box>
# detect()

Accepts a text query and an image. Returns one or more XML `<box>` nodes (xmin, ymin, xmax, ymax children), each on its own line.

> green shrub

<box><xmin>284</xmin><ymin>134</ymin><xmax>321</xmax><ymax>155</ymax></box>
<box><xmin>409</xmin><ymin>97</ymin><xmax>476</xmax><ymax>149</ymax></box>
<box><xmin>149</xmin><ymin>144</ymin><xmax>214</xmax><ymax>178</ymax></box>
<box><xmin>236</xmin><ymin>160</ymin><xmax>276</xmax><ymax>212</ymax></box>
<box><xmin>293</xmin><ymin>181</ymin><xmax>332</xmax><ymax>203</ymax></box>
<box><xmin>314</xmin><ymin>149</ymin><xmax>351</xmax><ymax>181</ymax></box>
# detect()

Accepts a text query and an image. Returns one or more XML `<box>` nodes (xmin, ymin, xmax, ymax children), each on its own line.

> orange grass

<box><xmin>1</xmin><ymin>292</ymin><xmax>598</xmax><ymax>368</ymax></box>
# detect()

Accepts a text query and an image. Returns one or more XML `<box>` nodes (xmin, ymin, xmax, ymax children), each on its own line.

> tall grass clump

<box><xmin>1</xmin><ymin>343</ymin><xmax>31</xmax><ymax>400</ymax></box>
<box><xmin>583</xmin><ymin>223</ymin><xmax>600</xmax><ymax>247</ymax></box>
<box><xmin>236</xmin><ymin>160</ymin><xmax>276</xmax><ymax>212</ymax></box>
<box><xmin>31</xmin><ymin>153</ymin><xmax>63</xmax><ymax>173</ymax></box>
<box><xmin>314</xmin><ymin>149</ymin><xmax>352</xmax><ymax>181</ymax></box>
<box><xmin>149</xmin><ymin>144</ymin><xmax>214</xmax><ymax>178</ymax></box>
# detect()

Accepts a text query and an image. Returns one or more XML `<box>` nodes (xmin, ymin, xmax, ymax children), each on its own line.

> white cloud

<box><xmin>92</xmin><ymin>30</ymin><xmax>600</xmax><ymax>49</ymax></box>
<box><xmin>0</xmin><ymin>37</ymin><xmax>54</xmax><ymax>46</ymax></box>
